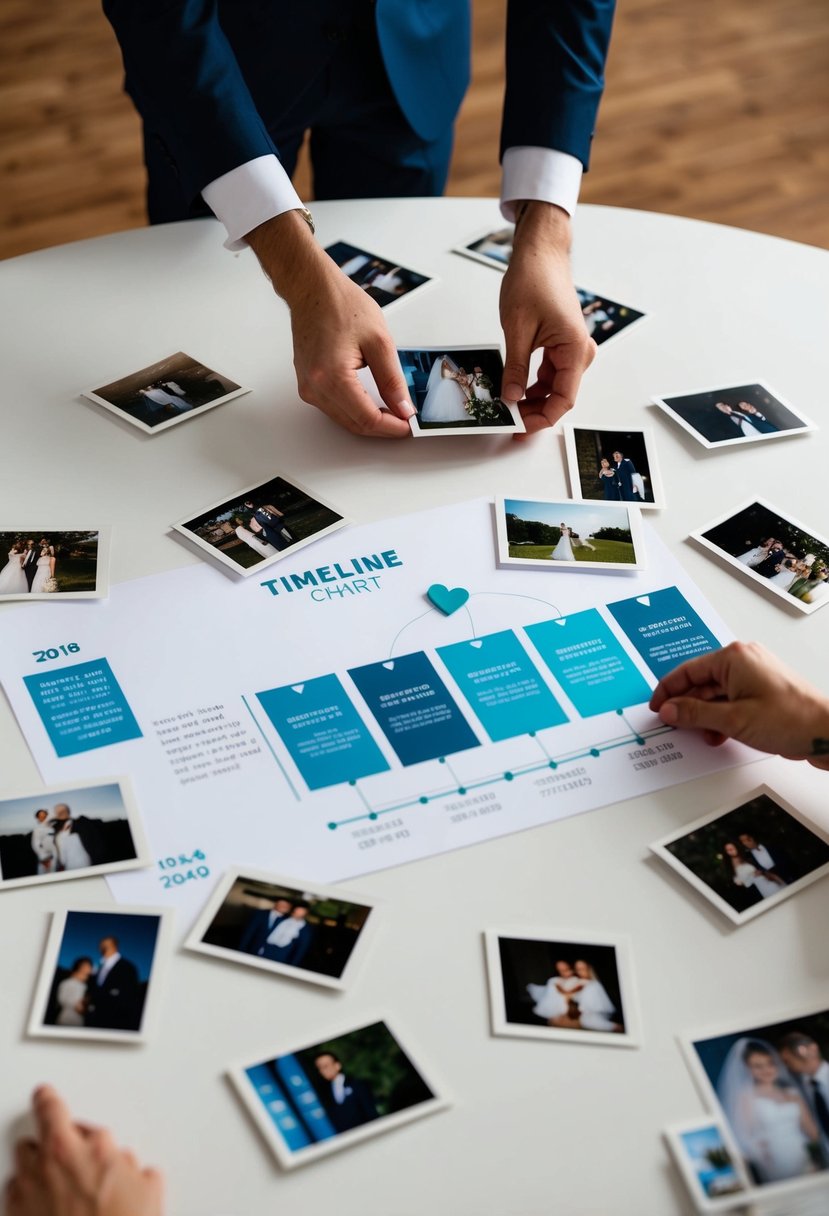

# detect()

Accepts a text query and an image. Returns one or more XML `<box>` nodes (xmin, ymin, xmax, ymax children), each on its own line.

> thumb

<box><xmin>363</xmin><ymin>335</ymin><xmax>415</xmax><ymax>420</ymax></box>
<box><xmin>502</xmin><ymin>332</ymin><xmax>532</xmax><ymax>404</ymax></box>
<box><xmin>658</xmin><ymin>696</ymin><xmax>739</xmax><ymax>738</ymax></box>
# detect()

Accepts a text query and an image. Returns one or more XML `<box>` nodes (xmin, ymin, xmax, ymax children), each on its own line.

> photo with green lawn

<box><xmin>0</xmin><ymin>530</ymin><xmax>108</xmax><ymax>601</ymax></box>
<box><xmin>496</xmin><ymin>499</ymin><xmax>643</xmax><ymax>571</ymax></box>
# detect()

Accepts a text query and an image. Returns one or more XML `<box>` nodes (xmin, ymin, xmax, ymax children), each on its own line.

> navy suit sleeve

<box><xmin>238</xmin><ymin>910</ymin><xmax>266</xmax><ymax>953</ymax></box>
<box><xmin>103</xmin><ymin>1</ymin><xmax>277</xmax><ymax>206</ymax></box>
<box><xmin>501</xmin><ymin>0</ymin><xmax>617</xmax><ymax>169</ymax></box>
<box><xmin>288</xmin><ymin>926</ymin><xmax>314</xmax><ymax>968</ymax></box>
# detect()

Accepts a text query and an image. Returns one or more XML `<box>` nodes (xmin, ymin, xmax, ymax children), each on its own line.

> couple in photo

<box><xmin>0</xmin><ymin>538</ymin><xmax>56</xmax><ymax>595</ymax></box>
<box><xmin>718</xmin><ymin>1032</ymin><xmax>829</xmax><ymax>1183</ymax></box>
<box><xmin>550</xmin><ymin>523</ymin><xmax>596</xmax><ymax>562</ymax></box>
<box><xmin>598</xmin><ymin>451</ymin><xmax>645</xmax><ymax>502</ymax></box>
<box><xmin>722</xmin><ymin>831</ymin><xmax>789</xmax><ymax>903</ymax></box>
<box><xmin>420</xmin><ymin>356</ymin><xmax>504</xmax><ymax>425</ymax></box>
<box><xmin>31</xmin><ymin>803</ymin><xmax>103</xmax><ymax>875</ymax></box>
<box><xmin>55</xmin><ymin>935</ymin><xmax>142</xmax><ymax>1031</ymax></box>
<box><xmin>137</xmin><ymin>377</ymin><xmax>194</xmax><ymax>416</ymax></box>
<box><xmin>527</xmin><ymin>958</ymin><xmax>623</xmax><ymax>1033</ymax></box>
<box><xmin>235</xmin><ymin>501</ymin><xmax>295</xmax><ymax>557</ymax></box>
<box><xmin>238</xmin><ymin>895</ymin><xmax>315</xmax><ymax>968</ymax></box>
<box><xmin>737</xmin><ymin>536</ymin><xmax>829</xmax><ymax>605</ymax></box>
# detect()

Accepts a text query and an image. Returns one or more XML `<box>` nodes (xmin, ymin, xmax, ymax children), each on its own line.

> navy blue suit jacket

<box><xmin>104</xmin><ymin>1</ymin><xmax>615</xmax><ymax>216</ymax></box>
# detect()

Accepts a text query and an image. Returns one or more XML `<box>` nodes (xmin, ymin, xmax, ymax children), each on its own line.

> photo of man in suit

<box><xmin>85</xmin><ymin>935</ymin><xmax>143</xmax><ymax>1032</ymax></box>
<box><xmin>260</xmin><ymin>902</ymin><xmax>315</xmax><ymax>969</ymax></box>
<box><xmin>738</xmin><ymin>831</ymin><xmax>793</xmax><ymax>885</ymax></box>
<box><xmin>313</xmin><ymin>1051</ymin><xmax>379</xmax><ymax>1134</ymax></box>
<box><xmin>50</xmin><ymin>802</ymin><xmax>105</xmax><ymax>871</ymax></box>
<box><xmin>778</xmin><ymin>1032</ymin><xmax>829</xmax><ymax>1163</ymax></box>
<box><xmin>238</xmin><ymin>896</ymin><xmax>293</xmax><ymax>957</ymax></box>
<box><xmin>612</xmin><ymin>450</ymin><xmax>640</xmax><ymax>502</ymax></box>
<box><xmin>22</xmin><ymin>539</ymin><xmax>38</xmax><ymax>591</ymax></box>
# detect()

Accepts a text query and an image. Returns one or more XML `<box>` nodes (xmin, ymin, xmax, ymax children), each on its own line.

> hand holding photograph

<box><xmin>0</xmin><ymin>529</ymin><xmax>110</xmax><ymax>601</ymax></box>
<box><xmin>495</xmin><ymin>498</ymin><xmax>645</xmax><ymax>571</ymax></box>
<box><xmin>83</xmin><ymin>352</ymin><xmax>249</xmax><ymax>434</ymax></box>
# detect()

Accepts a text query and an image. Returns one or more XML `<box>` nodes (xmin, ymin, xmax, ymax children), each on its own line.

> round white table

<box><xmin>1</xmin><ymin>200</ymin><xmax>828</xmax><ymax>1216</ymax></box>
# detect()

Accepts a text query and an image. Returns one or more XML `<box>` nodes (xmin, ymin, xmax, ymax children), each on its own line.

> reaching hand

<box><xmin>499</xmin><ymin>202</ymin><xmax>595</xmax><ymax>436</ymax></box>
<box><xmin>5</xmin><ymin>1087</ymin><xmax>164</xmax><ymax>1216</ymax></box>
<box><xmin>649</xmin><ymin>641</ymin><xmax>829</xmax><ymax>768</ymax></box>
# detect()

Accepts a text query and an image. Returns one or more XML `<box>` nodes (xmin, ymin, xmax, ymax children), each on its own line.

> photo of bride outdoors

<box><xmin>497</xmin><ymin>499</ymin><xmax>642</xmax><ymax>570</ymax></box>
<box><xmin>0</xmin><ymin>530</ymin><xmax>105</xmax><ymax>600</ymax></box>
<box><xmin>399</xmin><ymin>347</ymin><xmax>520</xmax><ymax>434</ymax></box>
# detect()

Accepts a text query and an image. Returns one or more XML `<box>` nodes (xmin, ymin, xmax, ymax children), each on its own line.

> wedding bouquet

<box><xmin>43</xmin><ymin>577</ymin><xmax>59</xmax><ymax>593</ymax></box>
<box><xmin>464</xmin><ymin>395</ymin><xmax>513</xmax><ymax>426</ymax></box>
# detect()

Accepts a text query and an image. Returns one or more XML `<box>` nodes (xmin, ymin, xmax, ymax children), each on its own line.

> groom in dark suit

<box><xmin>238</xmin><ymin>895</ymin><xmax>293</xmax><ymax>956</ymax></box>
<box><xmin>314</xmin><ymin>1051</ymin><xmax>379</xmax><ymax>1133</ymax></box>
<box><xmin>22</xmin><ymin>540</ymin><xmax>38</xmax><ymax>591</ymax></box>
<box><xmin>738</xmin><ymin>831</ymin><xmax>793</xmax><ymax>884</ymax></box>
<box><xmin>85</xmin><ymin>935</ymin><xmax>143</xmax><ymax>1031</ymax></box>
<box><xmin>103</xmin><ymin>1</ymin><xmax>616</xmax><ymax>439</ymax></box>
<box><xmin>612</xmin><ymin>450</ymin><xmax>639</xmax><ymax>501</ymax></box>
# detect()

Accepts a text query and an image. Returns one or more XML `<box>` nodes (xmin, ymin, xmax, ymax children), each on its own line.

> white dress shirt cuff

<box><xmin>500</xmin><ymin>147</ymin><xmax>583</xmax><ymax>222</ymax></box>
<box><xmin>202</xmin><ymin>155</ymin><xmax>304</xmax><ymax>251</ymax></box>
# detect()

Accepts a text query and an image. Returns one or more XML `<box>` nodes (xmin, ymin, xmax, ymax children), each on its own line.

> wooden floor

<box><xmin>1</xmin><ymin>0</ymin><xmax>828</xmax><ymax>259</ymax></box>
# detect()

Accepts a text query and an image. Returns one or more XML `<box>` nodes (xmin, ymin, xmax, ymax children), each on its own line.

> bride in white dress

<box><xmin>724</xmin><ymin>842</ymin><xmax>787</xmax><ymax>900</ymax></box>
<box><xmin>56</xmin><ymin>958</ymin><xmax>94</xmax><ymax>1026</ymax></box>
<box><xmin>420</xmin><ymin>355</ymin><xmax>472</xmax><ymax>423</ymax></box>
<box><xmin>54</xmin><ymin>819</ymin><xmax>93</xmax><ymax>872</ymax></box>
<box><xmin>572</xmin><ymin>960</ymin><xmax>623</xmax><ymax>1032</ymax></box>
<box><xmin>551</xmin><ymin>524</ymin><xmax>575</xmax><ymax>561</ymax></box>
<box><xmin>0</xmin><ymin>542</ymin><xmax>28</xmax><ymax>595</ymax></box>
<box><xmin>30</xmin><ymin>542</ymin><xmax>56</xmax><ymax>594</ymax></box>
<box><xmin>737</xmin><ymin>538</ymin><xmax>774</xmax><ymax>567</ymax></box>
<box><xmin>527</xmin><ymin>960</ymin><xmax>581</xmax><ymax>1020</ymax></box>
<box><xmin>718</xmin><ymin>1039</ymin><xmax>818</xmax><ymax>1183</ymax></box>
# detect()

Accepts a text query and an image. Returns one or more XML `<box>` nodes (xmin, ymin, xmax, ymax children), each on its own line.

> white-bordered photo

<box><xmin>651</xmin><ymin>784</ymin><xmax>829</xmax><ymax>926</ymax></box>
<box><xmin>652</xmin><ymin>381</ymin><xmax>814</xmax><ymax>449</ymax></box>
<box><xmin>664</xmin><ymin>1116</ymin><xmax>754</xmax><ymax>1211</ymax></box>
<box><xmin>484</xmin><ymin>928</ymin><xmax>642</xmax><ymax>1047</ymax></box>
<box><xmin>401</xmin><ymin>347</ymin><xmax>524</xmax><ymax>436</ymax></box>
<box><xmin>452</xmin><ymin>224</ymin><xmax>515</xmax><ymax>271</ymax></box>
<box><xmin>576</xmin><ymin>286</ymin><xmax>648</xmax><ymax>348</ymax></box>
<box><xmin>185</xmin><ymin>867</ymin><xmax>377</xmax><ymax>990</ymax></box>
<box><xmin>691</xmin><ymin>498</ymin><xmax>829</xmax><ymax>615</ymax></box>
<box><xmin>495</xmin><ymin>497</ymin><xmax>646</xmax><ymax>572</ymax></box>
<box><xmin>564</xmin><ymin>424</ymin><xmax>665</xmax><ymax>509</ymax></box>
<box><xmin>325</xmin><ymin>240</ymin><xmax>434</xmax><ymax>309</ymax></box>
<box><xmin>83</xmin><ymin>351</ymin><xmax>249</xmax><ymax>434</ymax></box>
<box><xmin>228</xmin><ymin>1015</ymin><xmax>448</xmax><ymax>1168</ymax></box>
<box><xmin>28</xmin><ymin>906</ymin><xmax>172</xmax><ymax>1044</ymax></box>
<box><xmin>681</xmin><ymin>1003</ymin><xmax>829</xmax><ymax>1199</ymax></box>
<box><xmin>0</xmin><ymin>529</ymin><xmax>110</xmax><ymax>601</ymax></box>
<box><xmin>0</xmin><ymin>778</ymin><xmax>149</xmax><ymax>891</ymax></box>
<box><xmin>172</xmin><ymin>473</ymin><xmax>349</xmax><ymax>577</ymax></box>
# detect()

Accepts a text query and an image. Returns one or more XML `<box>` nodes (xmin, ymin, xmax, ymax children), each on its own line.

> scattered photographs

<box><xmin>325</xmin><ymin>241</ymin><xmax>433</xmax><ymax>309</ymax></box>
<box><xmin>664</xmin><ymin>1117</ymin><xmax>752</xmax><ymax>1210</ymax></box>
<box><xmin>0</xmin><ymin>529</ymin><xmax>110</xmax><ymax>601</ymax></box>
<box><xmin>576</xmin><ymin>287</ymin><xmax>647</xmax><ymax>347</ymax></box>
<box><xmin>229</xmin><ymin>1017</ymin><xmax>447</xmax><ymax>1168</ymax></box>
<box><xmin>172</xmin><ymin>474</ymin><xmax>348</xmax><ymax>577</ymax></box>
<box><xmin>28</xmin><ymin>907</ymin><xmax>171</xmax><ymax>1043</ymax></box>
<box><xmin>83</xmin><ymin>352</ymin><xmax>248</xmax><ymax>434</ymax></box>
<box><xmin>0</xmin><ymin>779</ymin><xmax>148</xmax><ymax>891</ymax></box>
<box><xmin>651</xmin><ymin>784</ymin><xmax>829</xmax><ymax>926</ymax></box>
<box><xmin>682</xmin><ymin>1004</ymin><xmax>829</xmax><ymax>1195</ymax></box>
<box><xmin>495</xmin><ymin>497</ymin><xmax>645</xmax><ymax>571</ymax></box>
<box><xmin>652</xmin><ymin>382</ymin><xmax>813</xmax><ymax>449</ymax></box>
<box><xmin>691</xmin><ymin>498</ymin><xmax>829</xmax><ymax>614</ymax></box>
<box><xmin>485</xmin><ymin>929</ymin><xmax>641</xmax><ymax>1047</ymax></box>
<box><xmin>185</xmin><ymin>868</ymin><xmax>376</xmax><ymax>990</ymax></box>
<box><xmin>564</xmin><ymin>425</ymin><xmax>665</xmax><ymax>509</ymax></box>
<box><xmin>400</xmin><ymin>348</ymin><xmax>523</xmax><ymax>436</ymax></box>
<box><xmin>453</xmin><ymin>225</ymin><xmax>514</xmax><ymax>271</ymax></box>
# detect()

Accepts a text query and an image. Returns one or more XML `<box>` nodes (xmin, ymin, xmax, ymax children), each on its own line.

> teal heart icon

<box><xmin>427</xmin><ymin>583</ymin><xmax>470</xmax><ymax>616</ymax></box>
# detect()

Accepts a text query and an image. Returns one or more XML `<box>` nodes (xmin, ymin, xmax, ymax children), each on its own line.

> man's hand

<box><xmin>500</xmin><ymin>202</ymin><xmax>595</xmax><ymax>435</ymax></box>
<box><xmin>247</xmin><ymin>211</ymin><xmax>414</xmax><ymax>438</ymax></box>
<box><xmin>5</xmin><ymin>1086</ymin><xmax>164</xmax><ymax>1216</ymax></box>
<box><xmin>649</xmin><ymin>641</ymin><xmax>829</xmax><ymax>769</ymax></box>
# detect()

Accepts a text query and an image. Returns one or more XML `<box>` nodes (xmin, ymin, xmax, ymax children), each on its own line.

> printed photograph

<box><xmin>486</xmin><ymin>929</ymin><xmax>641</xmax><ymax>1046</ymax></box>
<box><xmin>325</xmin><ymin>241</ymin><xmax>432</xmax><ymax>308</ymax></box>
<box><xmin>684</xmin><ymin>1005</ymin><xmax>829</xmax><ymax>1192</ymax></box>
<box><xmin>186</xmin><ymin>869</ymin><xmax>376</xmax><ymax>989</ymax></box>
<box><xmin>0</xmin><ymin>779</ymin><xmax>147</xmax><ymax>890</ymax></box>
<box><xmin>399</xmin><ymin>347</ymin><xmax>523</xmax><ymax>435</ymax></box>
<box><xmin>453</xmin><ymin>225</ymin><xmax>514</xmax><ymax>270</ymax></box>
<box><xmin>564</xmin><ymin>425</ymin><xmax>665</xmax><ymax>508</ymax></box>
<box><xmin>84</xmin><ymin>351</ymin><xmax>248</xmax><ymax>434</ymax></box>
<box><xmin>651</xmin><ymin>785</ymin><xmax>829</xmax><ymax>925</ymax></box>
<box><xmin>495</xmin><ymin>497</ymin><xmax>645</xmax><ymax>571</ymax></box>
<box><xmin>229</xmin><ymin>1018</ymin><xmax>447</xmax><ymax>1167</ymax></box>
<box><xmin>576</xmin><ymin>287</ymin><xmax>646</xmax><ymax>347</ymax></box>
<box><xmin>0</xmin><ymin>529</ymin><xmax>109</xmax><ymax>601</ymax></box>
<box><xmin>173</xmin><ymin>473</ymin><xmax>348</xmax><ymax>577</ymax></box>
<box><xmin>665</xmin><ymin>1118</ymin><xmax>752</xmax><ymax>1209</ymax></box>
<box><xmin>652</xmin><ymin>382</ymin><xmax>813</xmax><ymax>449</ymax></box>
<box><xmin>692</xmin><ymin>499</ymin><xmax>829</xmax><ymax>614</ymax></box>
<box><xmin>29</xmin><ymin>907</ymin><xmax>171</xmax><ymax>1042</ymax></box>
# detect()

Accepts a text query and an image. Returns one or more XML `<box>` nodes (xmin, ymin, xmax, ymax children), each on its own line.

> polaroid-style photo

<box><xmin>691</xmin><ymin>498</ymin><xmax>829</xmax><ymax>615</ymax></box>
<box><xmin>228</xmin><ymin>1017</ymin><xmax>448</xmax><ymax>1168</ymax></box>
<box><xmin>401</xmin><ymin>347</ymin><xmax>523</xmax><ymax>436</ymax></box>
<box><xmin>681</xmin><ymin>1004</ymin><xmax>829</xmax><ymax>1199</ymax></box>
<box><xmin>485</xmin><ymin>928</ymin><xmax>641</xmax><ymax>1047</ymax></box>
<box><xmin>0</xmin><ymin>778</ymin><xmax>148</xmax><ymax>891</ymax></box>
<box><xmin>325</xmin><ymin>241</ymin><xmax>433</xmax><ymax>309</ymax></box>
<box><xmin>664</xmin><ymin>1117</ymin><xmax>753</xmax><ymax>1211</ymax></box>
<box><xmin>651</xmin><ymin>784</ymin><xmax>829</xmax><ymax>926</ymax></box>
<box><xmin>185</xmin><ymin>868</ymin><xmax>377</xmax><ymax>990</ymax></box>
<box><xmin>0</xmin><ymin>529</ymin><xmax>110</xmax><ymax>601</ymax></box>
<box><xmin>564</xmin><ymin>425</ymin><xmax>665</xmax><ymax>510</ymax></box>
<box><xmin>453</xmin><ymin>225</ymin><xmax>515</xmax><ymax>271</ymax></box>
<box><xmin>495</xmin><ymin>497</ymin><xmax>645</xmax><ymax>572</ymax></box>
<box><xmin>173</xmin><ymin>474</ymin><xmax>349</xmax><ymax>577</ymax></box>
<box><xmin>83</xmin><ymin>352</ymin><xmax>249</xmax><ymax>435</ymax></box>
<box><xmin>652</xmin><ymin>381</ymin><xmax>814</xmax><ymax>449</ymax></box>
<box><xmin>28</xmin><ymin>906</ymin><xmax>172</xmax><ymax>1043</ymax></box>
<box><xmin>576</xmin><ymin>287</ymin><xmax>647</xmax><ymax>348</ymax></box>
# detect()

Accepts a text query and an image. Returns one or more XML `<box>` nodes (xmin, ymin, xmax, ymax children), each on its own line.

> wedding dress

<box><xmin>732</xmin><ymin>861</ymin><xmax>783</xmax><ymax>900</ymax></box>
<box><xmin>235</xmin><ymin>525</ymin><xmax>276</xmax><ymax>558</ymax></box>
<box><xmin>737</xmin><ymin>546</ymin><xmax>769</xmax><ymax>567</ymax></box>
<box><xmin>748</xmin><ymin>1097</ymin><xmax>812</xmax><ymax>1181</ymax></box>
<box><xmin>54</xmin><ymin>825</ymin><xmax>92</xmax><ymax>871</ymax></box>
<box><xmin>420</xmin><ymin>356</ymin><xmax>470</xmax><ymax>423</ymax></box>
<box><xmin>0</xmin><ymin>549</ymin><xmax>27</xmax><ymax>595</ymax></box>
<box><xmin>551</xmin><ymin>529</ymin><xmax>575</xmax><ymax>561</ymax></box>
<box><xmin>577</xmin><ymin>978</ymin><xmax>619</xmax><ymax>1031</ymax></box>
<box><xmin>769</xmin><ymin>565</ymin><xmax>797</xmax><ymax>588</ymax></box>
<box><xmin>30</xmin><ymin>553</ymin><xmax>54</xmax><ymax>594</ymax></box>
<box><xmin>527</xmin><ymin>976</ymin><xmax>579</xmax><ymax>1019</ymax></box>
<box><xmin>56</xmin><ymin>977</ymin><xmax>87</xmax><ymax>1026</ymax></box>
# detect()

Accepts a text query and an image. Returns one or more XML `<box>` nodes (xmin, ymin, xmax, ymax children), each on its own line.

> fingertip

<box><xmin>502</xmin><ymin>383</ymin><xmax>524</xmax><ymax>405</ymax></box>
<box><xmin>659</xmin><ymin>701</ymin><xmax>679</xmax><ymax>725</ymax></box>
<box><xmin>387</xmin><ymin>398</ymin><xmax>415</xmax><ymax>421</ymax></box>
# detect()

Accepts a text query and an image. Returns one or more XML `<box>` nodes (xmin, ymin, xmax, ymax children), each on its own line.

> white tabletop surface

<box><xmin>1</xmin><ymin>199</ymin><xmax>828</xmax><ymax>1216</ymax></box>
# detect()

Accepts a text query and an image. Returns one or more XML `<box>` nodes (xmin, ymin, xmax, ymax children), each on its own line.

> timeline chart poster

<box><xmin>347</xmin><ymin>651</ymin><xmax>480</xmax><ymax>766</ymax></box>
<box><xmin>524</xmin><ymin>610</ymin><xmax>652</xmax><ymax>718</ymax></box>
<box><xmin>256</xmin><ymin>674</ymin><xmax>390</xmax><ymax>790</ymax></box>
<box><xmin>0</xmin><ymin>498</ymin><xmax>760</xmax><ymax>916</ymax></box>
<box><xmin>436</xmin><ymin>630</ymin><xmax>568</xmax><ymax>742</ymax></box>
<box><xmin>606</xmin><ymin>586</ymin><xmax>721</xmax><ymax>679</ymax></box>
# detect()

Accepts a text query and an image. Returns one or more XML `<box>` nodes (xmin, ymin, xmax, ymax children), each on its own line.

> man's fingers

<box><xmin>502</xmin><ymin>332</ymin><xmax>534</xmax><ymax>404</ymax></box>
<box><xmin>300</xmin><ymin>373</ymin><xmax>410</xmax><ymax>439</ymax></box>
<box><xmin>32</xmin><ymin>1086</ymin><xmax>81</xmax><ymax>1161</ymax></box>
<box><xmin>649</xmin><ymin>652</ymin><xmax>727</xmax><ymax>711</ymax></box>
<box><xmin>362</xmin><ymin>335</ymin><xmax>414</xmax><ymax>420</ymax></box>
<box><xmin>657</xmin><ymin>695</ymin><xmax>740</xmax><ymax>737</ymax></box>
<box><xmin>13</xmin><ymin>1139</ymin><xmax>39</xmax><ymax>1175</ymax></box>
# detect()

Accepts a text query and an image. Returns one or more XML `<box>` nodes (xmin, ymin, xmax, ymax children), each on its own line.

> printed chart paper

<box><xmin>0</xmin><ymin>499</ymin><xmax>759</xmax><ymax>919</ymax></box>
